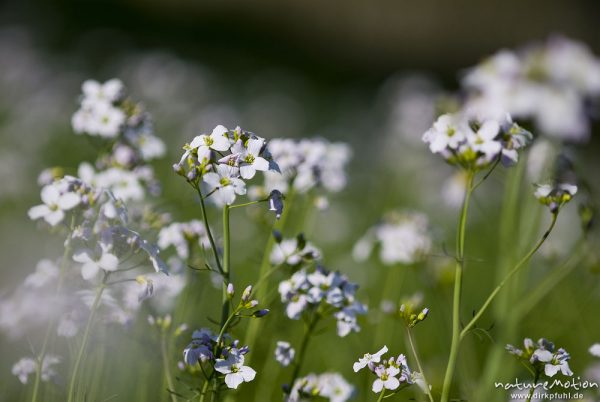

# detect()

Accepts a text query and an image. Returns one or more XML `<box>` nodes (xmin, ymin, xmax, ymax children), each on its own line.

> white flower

<box><xmin>188</xmin><ymin>125</ymin><xmax>231</xmax><ymax>163</ymax></box>
<box><xmin>158</xmin><ymin>220</ymin><xmax>210</xmax><ymax>259</ymax></box>
<box><xmin>353</xmin><ymin>345</ymin><xmax>388</xmax><ymax>372</ymax></box>
<box><xmin>422</xmin><ymin>113</ymin><xmax>465</xmax><ymax>154</ymax></box>
<box><xmin>318</xmin><ymin>372</ymin><xmax>354</xmax><ymax>402</ymax></box>
<box><xmin>57</xmin><ymin>316</ymin><xmax>79</xmax><ymax>337</ymax></box>
<box><xmin>372</xmin><ymin>365</ymin><xmax>400</xmax><ymax>393</ymax></box>
<box><xmin>533</xmin><ymin>349</ymin><xmax>573</xmax><ymax>377</ymax></box>
<box><xmin>203</xmin><ymin>164</ymin><xmax>246</xmax><ymax>206</ymax></box>
<box><xmin>91</xmin><ymin>102</ymin><xmax>126</xmax><ymax>138</ymax></box>
<box><xmin>82</xmin><ymin>78</ymin><xmax>124</xmax><ymax>104</ymax></box>
<box><xmin>214</xmin><ymin>354</ymin><xmax>256</xmax><ymax>389</ymax></box>
<box><xmin>28</xmin><ymin>182</ymin><xmax>81</xmax><ymax>226</ymax></box>
<box><xmin>23</xmin><ymin>259</ymin><xmax>59</xmax><ymax>288</ymax></box>
<box><xmin>466</xmin><ymin>120</ymin><xmax>502</xmax><ymax>164</ymax></box>
<box><xmin>230</xmin><ymin>138</ymin><xmax>270</xmax><ymax>179</ymax></box>
<box><xmin>275</xmin><ymin>341</ymin><xmax>295</xmax><ymax>367</ymax></box>
<box><xmin>73</xmin><ymin>242</ymin><xmax>119</xmax><ymax>280</ymax></box>
<box><xmin>590</xmin><ymin>343</ymin><xmax>600</xmax><ymax>357</ymax></box>
<box><xmin>270</xmin><ymin>238</ymin><xmax>321</xmax><ymax>266</ymax></box>
<box><xmin>12</xmin><ymin>355</ymin><xmax>61</xmax><ymax>384</ymax></box>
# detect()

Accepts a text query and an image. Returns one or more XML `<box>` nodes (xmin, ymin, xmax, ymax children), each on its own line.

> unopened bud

<box><xmin>252</xmin><ymin>309</ymin><xmax>269</xmax><ymax>318</ymax></box>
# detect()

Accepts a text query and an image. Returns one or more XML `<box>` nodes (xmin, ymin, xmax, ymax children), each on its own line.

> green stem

<box><xmin>288</xmin><ymin>313</ymin><xmax>320</xmax><ymax>390</ymax></box>
<box><xmin>31</xmin><ymin>232</ymin><xmax>73</xmax><ymax>402</ymax></box>
<box><xmin>376</xmin><ymin>389</ymin><xmax>386</xmax><ymax>402</ymax></box>
<box><xmin>161</xmin><ymin>331</ymin><xmax>177</xmax><ymax>402</ymax></box>
<box><xmin>196</xmin><ymin>186</ymin><xmax>224</xmax><ymax>275</ymax></box>
<box><xmin>221</xmin><ymin>205</ymin><xmax>231</xmax><ymax>325</ymax></box>
<box><xmin>526</xmin><ymin>372</ymin><xmax>540</xmax><ymax>402</ymax></box>
<box><xmin>199</xmin><ymin>379</ymin><xmax>211</xmax><ymax>402</ymax></box>
<box><xmin>440</xmin><ymin>171</ymin><xmax>474</xmax><ymax>402</ymax></box>
<box><xmin>460</xmin><ymin>212</ymin><xmax>558</xmax><ymax>339</ymax></box>
<box><xmin>406</xmin><ymin>328</ymin><xmax>434</xmax><ymax>402</ymax></box>
<box><xmin>66</xmin><ymin>272</ymin><xmax>110</xmax><ymax>402</ymax></box>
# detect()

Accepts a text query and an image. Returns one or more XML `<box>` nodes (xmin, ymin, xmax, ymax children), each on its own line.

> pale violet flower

<box><xmin>214</xmin><ymin>353</ymin><xmax>256</xmax><ymax>389</ymax></box>
<box><xmin>28</xmin><ymin>181</ymin><xmax>81</xmax><ymax>226</ymax></box>
<box><xmin>73</xmin><ymin>243</ymin><xmax>119</xmax><ymax>280</ymax></box>
<box><xmin>12</xmin><ymin>355</ymin><xmax>61</xmax><ymax>384</ymax></box>
<box><xmin>287</xmin><ymin>372</ymin><xmax>354</xmax><ymax>402</ymax></box>
<box><xmin>353</xmin><ymin>345</ymin><xmax>388</xmax><ymax>372</ymax></box>
<box><xmin>203</xmin><ymin>164</ymin><xmax>246</xmax><ymax>206</ymax></box>
<box><xmin>372</xmin><ymin>365</ymin><xmax>400</xmax><ymax>393</ymax></box>
<box><xmin>422</xmin><ymin>113</ymin><xmax>465</xmax><ymax>154</ymax></box>
<box><xmin>533</xmin><ymin>348</ymin><xmax>573</xmax><ymax>377</ymax></box>
<box><xmin>270</xmin><ymin>236</ymin><xmax>321</xmax><ymax>266</ymax></box>
<box><xmin>275</xmin><ymin>341</ymin><xmax>295</xmax><ymax>367</ymax></box>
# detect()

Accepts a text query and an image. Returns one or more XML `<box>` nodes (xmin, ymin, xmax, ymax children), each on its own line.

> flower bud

<box><xmin>226</xmin><ymin>283</ymin><xmax>235</xmax><ymax>299</ymax></box>
<box><xmin>252</xmin><ymin>309</ymin><xmax>269</xmax><ymax>318</ymax></box>
<box><xmin>241</xmin><ymin>285</ymin><xmax>253</xmax><ymax>303</ymax></box>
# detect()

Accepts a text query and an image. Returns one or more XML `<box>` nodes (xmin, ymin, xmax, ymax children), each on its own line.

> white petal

<box><xmin>478</xmin><ymin>120</ymin><xmax>500</xmax><ymax>140</ymax></box>
<box><xmin>41</xmin><ymin>185</ymin><xmax>60</xmax><ymax>205</ymax></box>
<box><xmin>44</xmin><ymin>210</ymin><xmax>64</xmax><ymax>226</ymax></box>
<box><xmin>218</xmin><ymin>186</ymin><xmax>236</xmax><ymax>206</ymax></box>
<box><xmin>28</xmin><ymin>204</ymin><xmax>51</xmax><ymax>220</ymax></box>
<box><xmin>98</xmin><ymin>253</ymin><xmax>119</xmax><ymax>271</ymax></box>
<box><xmin>189</xmin><ymin>135</ymin><xmax>206</xmax><ymax>149</ymax></box>
<box><xmin>353</xmin><ymin>362</ymin><xmax>365</xmax><ymax>372</ymax></box>
<box><xmin>384</xmin><ymin>376</ymin><xmax>400</xmax><ymax>390</ymax></box>
<box><xmin>252</xmin><ymin>157</ymin><xmax>269</xmax><ymax>172</ymax></box>
<box><xmin>240</xmin><ymin>366</ymin><xmax>256</xmax><ymax>381</ymax></box>
<box><xmin>544</xmin><ymin>364</ymin><xmax>560</xmax><ymax>377</ymax></box>
<box><xmin>247</xmin><ymin>138</ymin><xmax>264</xmax><ymax>156</ymax></box>
<box><xmin>240</xmin><ymin>165</ymin><xmax>256</xmax><ymax>180</ymax></box>
<box><xmin>73</xmin><ymin>249</ymin><xmax>94</xmax><ymax>263</ymax></box>
<box><xmin>81</xmin><ymin>262</ymin><xmax>100</xmax><ymax>280</ymax></box>
<box><xmin>58</xmin><ymin>193</ymin><xmax>80</xmax><ymax>210</ymax></box>
<box><xmin>203</xmin><ymin>172</ymin><xmax>221</xmax><ymax>189</ymax></box>
<box><xmin>372</xmin><ymin>379</ymin><xmax>383</xmax><ymax>393</ymax></box>
<box><xmin>225</xmin><ymin>373</ymin><xmax>244</xmax><ymax>389</ymax></box>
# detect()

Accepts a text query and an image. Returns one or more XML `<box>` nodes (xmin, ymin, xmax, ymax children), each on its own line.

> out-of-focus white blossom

<box><xmin>12</xmin><ymin>355</ymin><xmax>61</xmax><ymax>384</ymax></box>
<box><xmin>287</xmin><ymin>372</ymin><xmax>354</xmax><ymax>402</ymax></box>
<box><xmin>353</xmin><ymin>211</ymin><xmax>432</xmax><ymax>265</ymax></box>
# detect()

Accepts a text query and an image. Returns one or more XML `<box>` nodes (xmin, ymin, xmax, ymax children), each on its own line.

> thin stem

<box><xmin>406</xmin><ymin>328</ymin><xmax>434</xmax><ymax>402</ymax></box>
<box><xmin>66</xmin><ymin>272</ymin><xmax>110</xmax><ymax>402</ymax></box>
<box><xmin>199</xmin><ymin>379</ymin><xmax>211</xmax><ymax>402</ymax></box>
<box><xmin>229</xmin><ymin>200</ymin><xmax>266</xmax><ymax>209</ymax></box>
<box><xmin>440</xmin><ymin>171</ymin><xmax>474</xmax><ymax>402</ymax></box>
<box><xmin>376</xmin><ymin>389</ymin><xmax>386</xmax><ymax>402</ymax></box>
<box><xmin>31</xmin><ymin>231</ymin><xmax>73</xmax><ymax>402</ymax></box>
<box><xmin>288</xmin><ymin>313</ymin><xmax>320</xmax><ymax>390</ymax></box>
<box><xmin>221</xmin><ymin>205</ymin><xmax>231</xmax><ymax>325</ymax></box>
<box><xmin>160</xmin><ymin>331</ymin><xmax>177</xmax><ymax>402</ymax></box>
<box><xmin>195</xmin><ymin>186</ymin><xmax>224</xmax><ymax>275</ymax></box>
<box><xmin>526</xmin><ymin>372</ymin><xmax>540</xmax><ymax>402</ymax></box>
<box><xmin>215</xmin><ymin>307</ymin><xmax>240</xmax><ymax>351</ymax></box>
<box><xmin>460</xmin><ymin>212</ymin><xmax>558</xmax><ymax>339</ymax></box>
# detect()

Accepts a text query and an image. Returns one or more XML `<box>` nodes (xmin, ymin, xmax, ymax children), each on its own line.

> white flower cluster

<box><xmin>278</xmin><ymin>266</ymin><xmax>367</xmax><ymax>337</ymax></box>
<box><xmin>175</xmin><ymin>125</ymin><xmax>280</xmax><ymax>207</ymax></box>
<box><xmin>353</xmin><ymin>211</ymin><xmax>432</xmax><ymax>266</ymax></box>
<box><xmin>250</xmin><ymin>138</ymin><xmax>352</xmax><ymax>198</ymax></box>
<box><xmin>182</xmin><ymin>328</ymin><xmax>256</xmax><ymax>389</ymax></box>
<box><xmin>12</xmin><ymin>355</ymin><xmax>61</xmax><ymax>384</ymax></box>
<box><xmin>422</xmin><ymin>113</ymin><xmax>532</xmax><ymax>170</ymax></box>
<box><xmin>286</xmin><ymin>372</ymin><xmax>354</xmax><ymax>402</ymax></box>
<box><xmin>462</xmin><ymin>36</ymin><xmax>600</xmax><ymax>142</ymax></box>
<box><xmin>158</xmin><ymin>220</ymin><xmax>211</xmax><ymax>260</ymax></box>
<box><xmin>534</xmin><ymin>182</ymin><xmax>578</xmax><ymax>213</ymax></box>
<box><xmin>506</xmin><ymin>338</ymin><xmax>573</xmax><ymax>378</ymax></box>
<box><xmin>72</xmin><ymin>79</ymin><xmax>165</xmax><ymax>165</ymax></box>
<box><xmin>353</xmin><ymin>346</ymin><xmax>413</xmax><ymax>393</ymax></box>
<box><xmin>270</xmin><ymin>235</ymin><xmax>321</xmax><ymax>266</ymax></box>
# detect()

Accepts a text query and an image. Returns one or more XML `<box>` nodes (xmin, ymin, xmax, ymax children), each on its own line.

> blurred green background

<box><xmin>1</xmin><ymin>1</ymin><xmax>600</xmax><ymax>401</ymax></box>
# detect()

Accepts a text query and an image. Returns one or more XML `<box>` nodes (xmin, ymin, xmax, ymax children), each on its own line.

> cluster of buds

<box><xmin>534</xmin><ymin>183</ymin><xmax>578</xmax><ymax>213</ymax></box>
